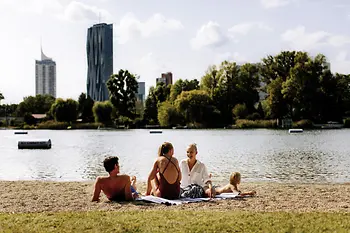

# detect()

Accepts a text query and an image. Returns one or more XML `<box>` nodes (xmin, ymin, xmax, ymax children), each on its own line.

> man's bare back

<box><xmin>92</xmin><ymin>175</ymin><xmax>132</xmax><ymax>202</ymax></box>
<box><xmin>92</xmin><ymin>156</ymin><xmax>136</xmax><ymax>202</ymax></box>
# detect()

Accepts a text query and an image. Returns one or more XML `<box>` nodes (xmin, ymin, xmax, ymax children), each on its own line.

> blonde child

<box><xmin>215</xmin><ymin>172</ymin><xmax>256</xmax><ymax>196</ymax></box>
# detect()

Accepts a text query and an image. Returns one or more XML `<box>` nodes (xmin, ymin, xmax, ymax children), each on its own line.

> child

<box><xmin>215</xmin><ymin>172</ymin><xmax>256</xmax><ymax>197</ymax></box>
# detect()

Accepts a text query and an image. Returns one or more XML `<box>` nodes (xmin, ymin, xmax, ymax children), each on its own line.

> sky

<box><xmin>1</xmin><ymin>0</ymin><xmax>350</xmax><ymax>104</ymax></box>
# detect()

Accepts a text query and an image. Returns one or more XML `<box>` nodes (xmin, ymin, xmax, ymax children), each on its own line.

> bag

<box><xmin>180</xmin><ymin>184</ymin><xmax>205</xmax><ymax>198</ymax></box>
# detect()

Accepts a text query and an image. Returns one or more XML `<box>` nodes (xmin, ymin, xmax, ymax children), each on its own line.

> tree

<box><xmin>175</xmin><ymin>90</ymin><xmax>220</xmax><ymax>127</ymax></box>
<box><xmin>17</xmin><ymin>95</ymin><xmax>55</xmax><ymax>116</ymax></box>
<box><xmin>50</xmin><ymin>98</ymin><xmax>78</xmax><ymax>122</ymax></box>
<box><xmin>143</xmin><ymin>87</ymin><xmax>159</xmax><ymax>124</ymax></box>
<box><xmin>154</xmin><ymin>82</ymin><xmax>171</xmax><ymax>103</ymax></box>
<box><xmin>0</xmin><ymin>92</ymin><xmax>4</xmax><ymax>104</ymax></box>
<box><xmin>78</xmin><ymin>93</ymin><xmax>94</xmax><ymax>122</ymax></box>
<box><xmin>232</xmin><ymin>103</ymin><xmax>248</xmax><ymax>119</ymax></box>
<box><xmin>157</xmin><ymin>101</ymin><xmax>183</xmax><ymax>127</ymax></box>
<box><xmin>107</xmin><ymin>69</ymin><xmax>139</xmax><ymax>119</ymax></box>
<box><xmin>200</xmin><ymin>65</ymin><xmax>220</xmax><ymax>97</ymax></box>
<box><xmin>92</xmin><ymin>101</ymin><xmax>113</xmax><ymax>125</ymax></box>
<box><xmin>170</xmin><ymin>79</ymin><xmax>200</xmax><ymax>101</ymax></box>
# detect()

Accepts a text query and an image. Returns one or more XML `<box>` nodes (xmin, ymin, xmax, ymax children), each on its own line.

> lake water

<box><xmin>0</xmin><ymin>129</ymin><xmax>349</xmax><ymax>184</ymax></box>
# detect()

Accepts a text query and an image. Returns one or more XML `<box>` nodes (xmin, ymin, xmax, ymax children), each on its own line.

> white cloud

<box><xmin>281</xmin><ymin>26</ymin><xmax>350</xmax><ymax>50</ymax></box>
<box><xmin>115</xmin><ymin>13</ymin><xmax>183</xmax><ymax>44</ymax></box>
<box><xmin>190</xmin><ymin>21</ymin><xmax>229</xmax><ymax>50</ymax></box>
<box><xmin>331</xmin><ymin>51</ymin><xmax>350</xmax><ymax>74</ymax></box>
<box><xmin>328</xmin><ymin>35</ymin><xmax>350</xmax><ymax>47</ymax></box>
<box><xmin>260</xmin><ymin>0</ymin><xmax>291</xmax><ymax>8</ymax></box>
<box><xmin>214</xmin><ymin>52</ymin><xmax>248</xmax><ymax>64</ymax></box>
<box><xmin>281</xmin><ymin>26</ymin><xmax>329</xmax><ymax>50</ymax></box>
<box><xmin>1</xmin><ymin>0</ymin><xmax>63</xmax><ymax>14</ymax></box>
<box><xmin>229</xmin><ymin>22</ymin><xmax>273</xmax><ymax>35</ymax></box>
<box><xmin>62</xmin><ymin>1</ymin><xmax>112</xmax><ymax>22</ymax></box>
<box><xmin>136</xmin><ymin>52</ymin><xmax>172</xmax><ymax>92</ymax></box>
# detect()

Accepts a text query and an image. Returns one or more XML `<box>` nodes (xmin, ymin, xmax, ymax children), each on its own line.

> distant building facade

<box><xmin>136</xmin><ymin>81</ymin><xmax>146</xmax><ymax>104</ymax></box>
<box><xmin>35</xmin><ymin>49</ymin><xmax>56</xmax><ymax>97</ymax></box>
<box><xmin>86</xmin><ymin>23</ymin><xmax>113</xmax><ymax>101</ymax></box>
<box><xmin>156</xmin><ymin>72</ymin><xmax>173</xmax><ymax>86</ymax></box>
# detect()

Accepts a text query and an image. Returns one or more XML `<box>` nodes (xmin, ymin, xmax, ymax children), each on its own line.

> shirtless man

<box><xmin>92</xmin><ymin>156</ymin><xmax>138</xmax><ymax>202</ymax></box>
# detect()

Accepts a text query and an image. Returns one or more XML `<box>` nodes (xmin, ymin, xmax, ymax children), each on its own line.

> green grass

<box><xmin>0</xmin><ymin>210</ymin><xmax>349</xmax><ymax>232</ymax></box>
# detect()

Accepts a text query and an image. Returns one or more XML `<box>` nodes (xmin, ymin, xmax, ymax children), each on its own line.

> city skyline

<box><xmin>1</xmin><ymin>0</ymin><xmax>350</xmax><ymax>104</ymax></box>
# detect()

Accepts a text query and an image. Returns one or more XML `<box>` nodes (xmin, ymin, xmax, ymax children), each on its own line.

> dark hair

<box><xmin>103</xmin><ymin>156</ymin><xmax>119</xmax><ymax>173</ymax></box>
<box><xmin>158</xmin><ymin>142</ymin><xmax>173</xmax><ymax>157</ymax></box>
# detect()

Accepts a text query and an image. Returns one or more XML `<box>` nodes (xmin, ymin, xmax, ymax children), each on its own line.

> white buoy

<box><xmin>288</xmin><ymin>129</ymin><xmax>303</xmax><ymax>133</ymax></box>
<box><xmin>18</xmin><ymin>139</ymin><xmax>52</xmax><ymax>149</ymax></box>
<box><xmin>150</xmin><ymin>130</ymin><xmax>162</xmax><ymax>134</ymax></box>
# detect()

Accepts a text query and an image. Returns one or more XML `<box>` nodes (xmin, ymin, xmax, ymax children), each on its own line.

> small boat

<box><xmin>150</xmin><ymin>130</ymin><xmax>162</xmax><ymax>134</ymax></box>
<box><xmin>14</xmin><ymin>131</ymin><xmax>28</xmax><ymax>135</ymax></box>
<box><xmin>288</xmin><ymin>129</ymin><xmax>303</xmax><ymax>133</ymax></box>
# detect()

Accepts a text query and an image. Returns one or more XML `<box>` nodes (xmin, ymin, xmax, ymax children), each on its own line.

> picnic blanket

<box><xmin>136</xmin><ymin>192</ymin><xmax>241</xmax><ymax>205</ymax></box>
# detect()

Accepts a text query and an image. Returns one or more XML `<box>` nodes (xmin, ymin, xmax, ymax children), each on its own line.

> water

<box><xmin>0</xmin><ymin>129</ymin><xmax>349</xmax><ymax>183</ymax></box>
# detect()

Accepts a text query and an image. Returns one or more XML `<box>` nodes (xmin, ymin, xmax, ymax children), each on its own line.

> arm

<box><xmin>202</xmin><ymin>164</ymin><xmax>214</xmax><ymax>198</ymax></box>
<box><xmin>92</xmin><ymin>177</ymin><xmax>102</xmax><ymax>202</ymax></box>
<box><xmin>230</xmin><ymin>185</ymin><xmax>240</xmax><ymax>194</ymax></box>
<box><xmin>146</xmin><ymin>160</ymin><xmax>158</xmax><ymax>195</ymax></box>
<box><xmin>123</xmin><ymin>176</ymin><xmax>133</xmax><ymax>201</ymax></box>
<box><xmin>174</xmin><ymin>158</ymin><xmax>182</xmax><ymax>182</ymax></box>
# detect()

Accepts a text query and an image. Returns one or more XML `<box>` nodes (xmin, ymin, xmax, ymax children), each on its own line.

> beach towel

<box><xmin>136</xmin><ymin>192</ymin><xmax>241</xmax><ymax>205</ymax></box>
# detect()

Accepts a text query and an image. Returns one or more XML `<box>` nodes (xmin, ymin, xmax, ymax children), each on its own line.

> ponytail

<box><xmin>158</xmin><ymin>142</ymin><xmax>173</xmax><ymax>157</ymax></box>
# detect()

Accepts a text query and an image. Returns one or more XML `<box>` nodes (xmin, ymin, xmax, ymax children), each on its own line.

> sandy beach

<box><xmin>0</xmin><ymin>181</ymin><xmax>349</xmax><ymax>213</ymax></box>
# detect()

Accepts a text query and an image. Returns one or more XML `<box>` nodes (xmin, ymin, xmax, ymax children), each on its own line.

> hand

<box><xmin>132</xmin><ymin>192</ymin><xmax>139</xmax><ymax>199</ymax></box>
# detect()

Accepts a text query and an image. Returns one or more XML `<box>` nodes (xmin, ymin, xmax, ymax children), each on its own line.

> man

<box><xmin>92</xmin><ymin>156</ymin><xmax>137</xmax><ymax>202</ymax></box>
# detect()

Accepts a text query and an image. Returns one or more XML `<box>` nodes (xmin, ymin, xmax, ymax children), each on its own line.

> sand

<box><xmin>0</xmin><ymin>181</ymin><xmax>349</xmax><ymax>213</ymax></box>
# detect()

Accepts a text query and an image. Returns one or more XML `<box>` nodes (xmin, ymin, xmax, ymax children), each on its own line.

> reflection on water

<box><xmin>0</xmin><ymin>129</ymin><xmax>349</xmax><ymax>183</ymax></box>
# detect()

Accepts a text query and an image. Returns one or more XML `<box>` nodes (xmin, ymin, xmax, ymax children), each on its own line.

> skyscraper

<box><xmin>136</xmin><ymin>81</ymin><xmax>146</xmax><ymax>104</ymax></box>
<box><xmin>156</xmin><ymin>72</ymin><xmax>173</xmax><ymax>86</ymax></box>
<box><xmin>86</xmin><ymin>23</ymin><xmax>113</xmax><ymax>101</ymax></box>
<box><xmin>35</xmin><ymin>48</ymin><xmax>56</xmax><ymax>97</ymax></box>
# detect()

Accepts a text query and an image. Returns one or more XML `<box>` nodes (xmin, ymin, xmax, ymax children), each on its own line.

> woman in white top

<box><xmin>180</xmin><ymin>143</ymin><xmax>215</xmax><ymax>198</ymax></box>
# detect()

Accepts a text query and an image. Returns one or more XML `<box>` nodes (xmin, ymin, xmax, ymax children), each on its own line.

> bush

<box><xmin>293</xmin><ymin>119</ymin><xmax>313</xmax><ymax>129</ymax></box>
<box><xmin>246</xmin><ymin>112</ymin><xmax>261</xmax><ymax>121</ymax></box>
<box><xmin>235</xmin><ymin>119</ymin><xmax>277</xmax><ymax>129</ymax></box>
<box><xmin>37</xmin><ymin>120</ymin><xmax>69</xmax><ymax>129</ymax></box>
<box><xmin>344</xmin><ymin>118</ymin><xmax>350</xmax><ymax>128</ymax></box>
<box><xmin>71</xmin><ymin>123</ymin><xmax>102</xmax><ymax>129</ymax></box>
<box><xmin>232</xmin><ymin>103</ymin><xmax>248</xmax><ymax>119</ymax></box>
<box><xmin>23</xmin><ymin>124</ymin><xmax>36</xmax><ymax>130</ymax></box>
<box><xmin>92</xmin><ymin>101</ymin><xmax>113</xmax><ymax>125</ymax></box>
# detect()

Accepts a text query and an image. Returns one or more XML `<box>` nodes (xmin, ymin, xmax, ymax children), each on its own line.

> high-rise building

<box><xmin>156</xmin><ymin>72</ymin><xmax>173</xmax><ymax>86</ymax></box>
<box><xmin>136</xmin><ymin>81</ymin><xmax>146</xmax><ymax>104</ymax></box>
<box><xmin>86</xmin><ymin>23</ymin><xmax>113</xmax><ymax>101</ymax></box>
<box><xmin>35</xmin><ymin>48</ymin><xmax>56</xmax><ymax>97</ymax></box>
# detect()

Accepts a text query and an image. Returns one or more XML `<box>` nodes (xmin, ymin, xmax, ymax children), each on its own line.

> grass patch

<box><xmin>0</xmin><ymin>210</ymin><xmax>349</xmax><ymax>232</ymax></box>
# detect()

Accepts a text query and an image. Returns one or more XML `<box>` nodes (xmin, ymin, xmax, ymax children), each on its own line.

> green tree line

<box><xmin>1</xmin><ymin>50</ymin><xmax>350</xmax><ymax>128</ymax></box>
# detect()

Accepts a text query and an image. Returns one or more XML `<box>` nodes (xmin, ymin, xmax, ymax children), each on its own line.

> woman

<box><xmin>146</xmin><ymin>142</ymin><xmax>182</xmax><ymax>200</ymax></box>
<box><xmin>180</xmin><ymin>143</ymin><xmax>215</xmax><ymax>198</ymax></box>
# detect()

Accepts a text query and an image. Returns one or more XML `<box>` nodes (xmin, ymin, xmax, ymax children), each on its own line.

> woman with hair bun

<box><xmin>146</xmin><ymin>142</ymin><xmax>182</xmax><ymax>200</ymax></box>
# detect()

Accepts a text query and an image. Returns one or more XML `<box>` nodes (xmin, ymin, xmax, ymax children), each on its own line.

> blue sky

<box><xmin>1</xmin><ymin>0</ymin><xmax>350</xmax><ymax>104</ymax></box>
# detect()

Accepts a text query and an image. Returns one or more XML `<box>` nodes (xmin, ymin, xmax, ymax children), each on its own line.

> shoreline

<box><xmin>1</xmin><ymin>181</ymin><xmax>349</xmax><ymax>213</ymax></box>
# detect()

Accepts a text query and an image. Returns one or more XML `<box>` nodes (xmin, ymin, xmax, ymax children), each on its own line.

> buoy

<box><xmin>150</xmin><ymin>130</ymin><xmax>162</xmax><ymax>134</ymax></box>
<box><xmin>288</xmin><ymin>129</ymin><xmax>303</xmax><ymax>133</ymax></box>
<box><xmin>18</xmin><ymin>139</ymin><xmax>52</xmax><ymax>149</ymax></box>
<box><xmin>14</xmin><ymin>131</ymin><xmax>28</xmax><ymax>135</ymax></box>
